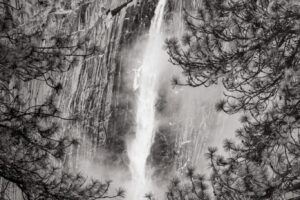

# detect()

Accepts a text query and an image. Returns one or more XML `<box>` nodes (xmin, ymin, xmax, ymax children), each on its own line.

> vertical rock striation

<box><xmin>12</xmin><ymin>0</ymin><xmax>158</xmax><ymax>173</ymax></box>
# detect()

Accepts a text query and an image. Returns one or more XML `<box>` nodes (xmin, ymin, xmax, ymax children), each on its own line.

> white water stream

<box><xmin>127</xmin><ymin>0</ymin><xmax>167</xmax><ymax>199</ymax></box>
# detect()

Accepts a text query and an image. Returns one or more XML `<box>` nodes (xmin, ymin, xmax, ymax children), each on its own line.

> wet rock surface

<box><xmin>16</xmin><ymin>0</ymin><xmax>159</xmax><ymax>170</ymax></box>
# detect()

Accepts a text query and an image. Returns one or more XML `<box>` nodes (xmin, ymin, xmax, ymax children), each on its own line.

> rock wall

<box><xmin>11</xmin><ymin>0</ymin><xmax>159</xmax><ymax>172</ymax></box>
<box><xmin>2</xmin><ymin>0</ymin><xmax>166</xmax><ymax>198</ymax></box>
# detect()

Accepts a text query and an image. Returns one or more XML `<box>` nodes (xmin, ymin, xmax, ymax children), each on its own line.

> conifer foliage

<box><xmin>166</xmin><ymin>0</ymin><xmax>300</xmax><ymax>199</ymax></box>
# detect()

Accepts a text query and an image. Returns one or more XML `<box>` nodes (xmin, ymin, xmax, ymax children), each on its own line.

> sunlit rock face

<box><xmin>16</xmin><ymin>0</ymin><xmax>159</xmax><ymax>172</ymax></box>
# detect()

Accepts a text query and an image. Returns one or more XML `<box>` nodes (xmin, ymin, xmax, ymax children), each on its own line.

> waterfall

<box><xmin>127</xmin><ymin>0</ymin><xmax>167</xmax><ymax>199</ymax></box>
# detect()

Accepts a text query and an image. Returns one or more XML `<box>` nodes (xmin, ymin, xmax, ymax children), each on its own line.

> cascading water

<box><xmin>127</xmin><ymin>0</ymin><xmax>167</xmax><ymax>199</ymax></box>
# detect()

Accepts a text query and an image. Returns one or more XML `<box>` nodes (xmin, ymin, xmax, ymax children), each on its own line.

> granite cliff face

<box><xmin>2</xmin><ymin>1</ymin><xmax>163</xmax><ymax>198</ymax></box>
<box><xmin>16</xmin><ymin>0</ymin><xmax>161</xmax><ymax>171</ymax></box>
